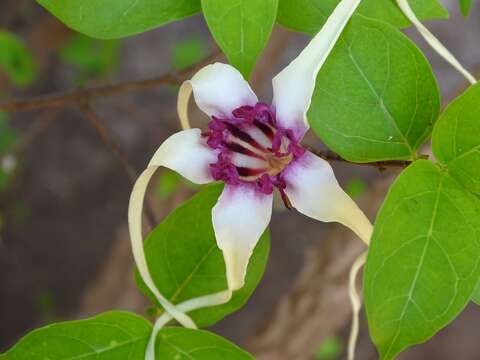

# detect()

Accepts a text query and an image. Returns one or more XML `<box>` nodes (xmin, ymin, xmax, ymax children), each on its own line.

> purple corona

<box><xmin>205</xmin><ymin>103</ymin><xmax>307</xmax><ymax>207</ymax></box>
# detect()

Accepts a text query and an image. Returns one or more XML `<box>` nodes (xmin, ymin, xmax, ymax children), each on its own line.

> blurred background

<box><xmin>0</xmin><ymin>1</ymin><xmax>479</xmax><ymax>359</ymax></box>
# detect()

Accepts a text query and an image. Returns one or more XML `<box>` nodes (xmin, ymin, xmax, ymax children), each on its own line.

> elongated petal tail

<box><xmin>272</xmin><ymin>0</ymin><xmax>362</xmax><ymax>140</ymax></box>
<box><xmin>128</xmin><ymin>129</ymin><xmax>217</xmax><ymax>328</ymax></box>
<box><xmin>396</xmin><ymin>0</ymin><xmax>476</xmax><ymax>84</ymax></box>
<box><xmin>283</xmin><ymin>151</ymin><xmax>372</xmax><ymax>244</ymax></box>
<box><xmin>128</xmin><ymin>166</ymin><xmax>196</xmax><ymax>328</ymax></box>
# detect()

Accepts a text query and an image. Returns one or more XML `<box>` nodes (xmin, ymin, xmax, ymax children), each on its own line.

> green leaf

<box><xmin>137</xmin><ymin>183</ymin><xmax>270</xmax><ymax>327</ymax></box>
<box><xmin>172</xmin><ymin>36</ymin><xmax>209</xmax><ymax>71</ymax></box>
<box><xmin>60</xmin><ymin>34</ymin><xmax>120</xmax><ymax>82</ymax></box>
<box><xmin>155</xmin><ymin>170</ymin><xmax>199</xmax><ymax>200</ymax></box>
<box><xmin>308</xmin><ymin>15</ymin><xmax>440</xmax><ymax>162</ymax></box>
<box><xmin>201</xmin><ymin>0</ymin><xmax>278</xmax><ymax>78</ymax></box>
<box><xmin>364</xmin><ymin>160</ymin><xmax>480</xmax><ymax>360</ymax></box>
<box><xmin>155</xmin><ymin>170</ymin><xmax>182</xmax><ymax>199</ymax></box>
<box><xmin>432</xmin><ymin>83</ymin><xmax>480</xmax><ymax>197</ymax></box>
<box><xmin>156</xmin><ymin>327</ymin><xmax>254</xmax><ymax>359</ymax></box>
<box><xmin>345</xmin><ymin>178</ymin><xmax>367</xmax><ymax>199</ymax></box>
<box><xmin>37</xmin><ymin>0</ymin><xmax>202</xmax><ymax>39</ymax></box>
<box><xmin>473</xmin><ymin>281</ymin><xmax>480</xmax><ymax>305</ymax></box>
<box><xmin>315</xmin><ymin>336</ymin><xmax>343</xmax><ymax>360</ymax></box>
<box><xmin>277</xmin><ymin>0</ymin><xmax>448</xmax><ymax>34</ymax></box>
<box><xmin>0</xmin><ymin>31</ymin><xmax>37</xmax><ymax>87</ymax></box>
<box><xmin>0</xmin><ymin>113</ymin><xmax>17</xmax><ymax>154</ymax></box>
<box><xmin>0</xmin><ymin>113</ymin><xmax>17</xmax><ymax>192</ymax></box>
<box><xmin>459</xmin><ymin>0</ymin><xmax>474</xmax><ymax>16</ymax></box>
<box><xmin>2</xmin><ymin>311</ymin><xmax>152</xmax><ymax>359</ymax></box>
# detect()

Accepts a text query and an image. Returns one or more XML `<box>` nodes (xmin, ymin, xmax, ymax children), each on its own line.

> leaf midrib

<box><xmin>22</xmin><ymin>333</ymin><xmax>147</xmax><ymax>360</ymax></box>
<box><xmin>169</xmin><ymin>244</ymin><xmax>218</xmax><ymax>303</ymax></box>
<box><xmin>382</xmin><ymin>175</ymin><xmax>444</xmax><ymax>359</ymax></box>
<box><xmin>346</xmin><ymin>40</ymin><xmax>415</xmax><ymax>158</ymax></box>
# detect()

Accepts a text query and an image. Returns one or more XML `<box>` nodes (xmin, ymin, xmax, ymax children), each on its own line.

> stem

<box><xmin>0</xmin><ymin>51</ymin><xmax>221</xmax><ymax>113</ymax></box>
<box><xmin>307</xmin><ymin>147</ymin><xmax>413</xmax><ymax>169</ymax></box>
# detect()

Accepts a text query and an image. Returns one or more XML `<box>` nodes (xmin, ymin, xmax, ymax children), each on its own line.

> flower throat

<box><xmin>204</xmin><ymin>102</ymin><xmax>305</xmax><ymax>202</ymax></box>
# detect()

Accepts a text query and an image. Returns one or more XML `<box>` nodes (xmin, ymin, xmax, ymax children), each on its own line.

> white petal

<box><xmin>272</xmin><ymin>0</ymin><xmax>361</xmax><ymax>139</ymax></box>
<box><xmin>127</xmin><ymin>128</ymin><xmax>218</xmax><ymax>329</ymax></box>
<box><xmin>187</xmin><ymin>62</ymin><xmax>258</xmax><ymax>118</ymax></box>
<box><xmin>149</xmin><ymin>128</ymin><xmax>217</xmax><ymax>184</ymax></box>
<box><xmin>396</xmin><ymin>0</ymin><xmax>476</xmax><ymax>85</ymax></box>
<box><xmin>231</xmin><ymin>153</ymin><xmax>266</xmax><ymax>169</ymax></box>
<box><xmin>212</xmin><ymin>185</ymin><xmax>272</xmax><ymax>290</ymax></box>
<box><xmin>244</xmin><ymin>126</ymin><xmax>272</xmax><ymax>148</ymax></box>
<box><xmin>283</xmin><ymin>151</ymin><xmax>372</xmax><ymax>244</ymax></box>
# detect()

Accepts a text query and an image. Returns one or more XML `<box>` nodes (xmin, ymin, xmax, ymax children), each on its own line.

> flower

<box><xmin>128</xmin><ymin>0</ymin><xmax>371</xmax><ymax>329</ymax></box>
<box><xmin>154</xmin><ymin>61</ymin><xmax>373</xmax><ymax>291</ymax></box>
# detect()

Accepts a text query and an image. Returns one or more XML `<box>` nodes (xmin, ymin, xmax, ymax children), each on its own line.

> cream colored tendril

<box><xmin>346</xmin><ymin>218</ymin><xmax>371</xmax><ymax>360</ymax></box>
<box><xmin>129</xmin><ymin>164</ymin><xmax>236</xmax><ymax>360</ymax></box>
<box><xmin>397</xmin><ymin>0</ymin><xmax>476</xmax><ymax>84</ymax></box>
<box><xmin>347</xmin><ymin>251</ymin><xmax>368</xmax><ymax>360</ymax></box>
<box><xmin>128</xmin><ymin>166</ymin><xmax>197</xmax><ymax>328</ymax></box>
<box><xmin>177</xmin><ymin>82</ymin><xmax>193</xmax><ymax>130</ymax></box>
<box><xmin>131</xmin><ymin>88</ymin><xmax>239</xmax><ymax>360</ymax></box>
<box><xmin>146</xmin><ymin>290</ymin><xmax>233</xmax><ymax>360</ymax></box>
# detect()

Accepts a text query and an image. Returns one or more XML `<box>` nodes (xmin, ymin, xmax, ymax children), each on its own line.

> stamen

<box><xmin>254</xmin><ymin>119</ymin><xmax>274</xmax><ymax>140</ymax></box>
<box><xmin>279</xmin><ymin>187</ymin><xmax>292</xmax><ymax>209</ymax></box>
<box><xmin>205</xmin><ymin>102</ymin><xmax>305</xmax><ymax>202</ymax></box>
<box><xmin>226</xmin><ymin>142</ymin><xmax>266</xmax><ymax>160</ymax></box>
<box><xmin>236</xmin><ymin>167</ymin><xmax>267</xmax><ymax>177</ymax></box>
<box><xmin>256</xmin><ymin>174</ymin><xmax>274</xmax><ymax>194</ymax></box>
<box><xmin>266</xmin><ymin>153</ymin><xmax>293</xmax><ymax>176</ymax></box>
<box><xmin>232</xmin><ymin>105</ymin><xmax>255</xmax><ymax>123</ymax></box>
<box><xmin>254</xmin><ymin>102</ymin><xmax>274</xmax><ymax>124</ymax></box>
<box><xmin>225</xmin><ymin>123</ymin><xmax>267</xmax><ymax>151</ymax></box>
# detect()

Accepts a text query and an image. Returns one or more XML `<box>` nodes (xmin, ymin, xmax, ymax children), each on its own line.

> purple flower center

<box><xmin>204</xmin><ymin>102</ymin><xmax>305</xmax><ymax>197</ymax></box>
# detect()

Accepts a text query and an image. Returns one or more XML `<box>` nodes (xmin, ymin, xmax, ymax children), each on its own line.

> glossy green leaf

<box><xmin>364</xmin><ymin>160</ymin><xmax>480</xmax><ymax>360</ymax></box>
<box><xmin>137</xmin><ymin>183</ymin><xmax>270</xmax><ymax>327</ymax></box>
<box><xmin>60</xmin><ymin>34</ymin><xmax>120</xmax><ymax>82</ymax></box>
<box><xmin>201</xmin><ymin>0</ymin><xmax>278</xmax><ymax>78</ymax></box>
<box><xmin>473</xmin><ymin>281</ymin><xmax>480</xmax><ymax>305</ymax></box>
<box><xmin>459</xmin><ymin>0</ymin><xmax>474</xmax><ymax>16</ymax></box>
<box><xmin>36</xmin><ymin>0</ymin><xmax>201</xmax><ymax>39</ymax></box>
<box><xmin>172</xmin><ymin>36</ymin><xmax>209</xmax><ymax>70</ymax></box>
<box><xmin>2</xmin><ymin>311</ymin><xmax>151</xmax><ymax>359</ymax></box>
<box><xmin>155</xmin><ymin>327</ymin><xmax>254</xmax><ymax>359</ymax></box>
<box><xmin>432</xmin><ymin>83</ymin><xmax>480</xmax><ymax>196</ymax></box>
<box><xmin>277</xmin><ymin>0</ymin><xmax>448</xmax><ymax>34</ymax></box>
<box><xmin>345</xmin><ymin>178</ymin><xmax>367</xmax><ymax>199</ymax></box>
<box><xmin>0</xmin><ymin>31</ymin><xmax>36</xmax><ymax>87</ymax></box>
<box><xmin>309</xmin><ymin>15</ymin><xmax>440</xmax><ymax>162</ymax></box>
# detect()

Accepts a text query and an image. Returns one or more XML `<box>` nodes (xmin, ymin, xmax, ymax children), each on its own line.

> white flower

<box><xmin>128</xmin><ymin>0</ymin><xmax>371</xmax><ymax>331</ymax></box>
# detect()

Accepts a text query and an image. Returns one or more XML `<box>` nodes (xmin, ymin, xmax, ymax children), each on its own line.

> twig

<box><xmin>307</xmin><ymin>147</ymin><xmax>413</xmax><ymax>169</ymax></box>
<box><xmin>0</xmin><ymin>51</ymin><xmax>221</xmax><ymax>113</ymax></box>
<box><xmin>78</xmin><ymin>102</ymin><xmax>157</xmax><ymax>227</ymax></box>
<box><xmin>14</xmin><ymin>109</ymin><xmax>61</xmax><ymax>152</ymax></box>
<box><xmin>79</xmin><ymin>102</ymin><xmax>137</xmax><ymax>183</ymax></box>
